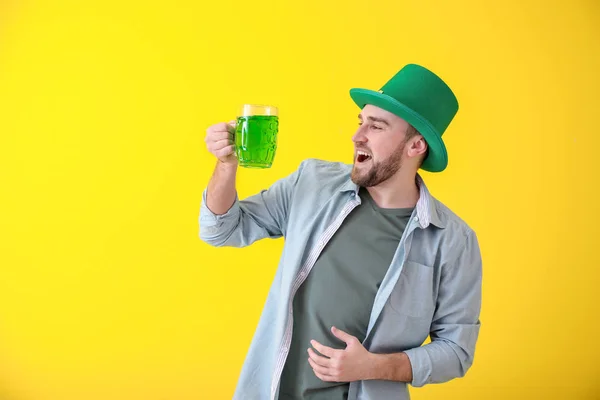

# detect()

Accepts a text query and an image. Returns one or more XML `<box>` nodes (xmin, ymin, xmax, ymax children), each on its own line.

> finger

<box><xmin>208</xmin><ymin>138</ymin><xmax>233</xmax><ymax>152</ymax></box>
<box><xmin>307</xmin><ymin>348</ymin><xmax>331</xmax><ymax>367</ymax></box>
<box><xmin>331</xmin><ymin>326</ymin><xmax>357</xmax><ymax>345</ymax></box>
<box><xmin>308</xmin><ymin>356</ymin><xmax>333</xmax><ymax>377</ymax></box>
<box><xmin>310</xmin><ymin>340</ymin><xmax>336</xmax><ymax>358</ymax></box>
<box><xmin>214</xmin><ymin>145</ymin><xmax>235</xmax><ymax>159</ymax></box>
<box><xmin>312</xmin><ymin>368</ymin><xmax>335</xmax><ymax>382</ymax></box>
<box><xmin>227</xmin><ymin>120</ymin><xmax>237</xmax><ymax>134</ymax></box>
<box><xmin>207</xmin><ymin>130</ymin><xmax>231</xmax><ymax>142</ymax></box>
<box><xmin>208</xmin><ymin>122</ymin><xmax>231</xmax><ymax>134</ymax></box>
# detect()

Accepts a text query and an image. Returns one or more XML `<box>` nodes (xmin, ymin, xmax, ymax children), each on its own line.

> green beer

<box><xmin>234</xmin><ymin>105</ymin><xmax>279</xmax><ymax>168</ymax></box>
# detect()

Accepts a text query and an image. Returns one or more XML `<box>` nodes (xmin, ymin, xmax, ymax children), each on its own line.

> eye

<box><xmin>371</xmin><ymin>125</ymin><xmax>382</xmax><ymax>130</ymax></box>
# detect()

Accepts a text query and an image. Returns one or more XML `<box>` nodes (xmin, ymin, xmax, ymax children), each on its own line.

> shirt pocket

<box><xmin>389</xmin><ymin>260</ymin><xmax>435</xmax><ymax>319</ymax></box>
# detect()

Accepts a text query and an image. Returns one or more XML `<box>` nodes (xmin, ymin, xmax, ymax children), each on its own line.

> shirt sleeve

<box><xmin>403</xmin><ymin>228</ymin><xmax>483</xmax><ymax>387</ymax></box>
<box><xmin>198</xmin><ymin>161</ymin><xmax>305</xmax><ymax>247</ymax></box>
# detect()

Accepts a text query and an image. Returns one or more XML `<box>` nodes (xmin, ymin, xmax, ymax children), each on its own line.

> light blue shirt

<box><xmin>199</xmin><ymin>158</ymin><xmax>483</xmax><ymax>400</ymax></box>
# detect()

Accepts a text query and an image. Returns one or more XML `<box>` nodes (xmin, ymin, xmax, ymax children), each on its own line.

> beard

<box><xmin>350</xmin><ymin>140</ymin><xmax>406</xmax><ymax>187</ymax></box>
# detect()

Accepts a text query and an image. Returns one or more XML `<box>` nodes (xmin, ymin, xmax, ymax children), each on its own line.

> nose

<box><xmin>352</xmin><ymin>124</ymin><xmax>368</xmax><ymax>144</ymax></box>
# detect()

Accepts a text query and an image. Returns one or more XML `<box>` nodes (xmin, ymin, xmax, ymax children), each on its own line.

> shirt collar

<box><xmin>338</xmin><ymin>173</ymin><xmax>446</xmax><ymax>229</ymax></box>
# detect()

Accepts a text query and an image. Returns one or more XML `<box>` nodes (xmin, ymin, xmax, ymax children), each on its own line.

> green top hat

<box><xmin>349</xmin><ymin>63</ymin><xmax>459</xmax><ymax>172</ymax></box>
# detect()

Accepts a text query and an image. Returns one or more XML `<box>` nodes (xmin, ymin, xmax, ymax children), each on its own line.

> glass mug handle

<box><xmin>230</xmin><ymin>119</ymin><xmax>237</xmax><ymax>158</ymax></box>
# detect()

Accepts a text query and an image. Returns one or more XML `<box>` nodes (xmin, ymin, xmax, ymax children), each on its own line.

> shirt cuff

<box><xmin>403</xmin><ymin>347</ymin><xmax>433</xmax><ymax>387</ymax></box>
<box><xmin>199</xmin><ymin>188</ymin><xmax>240</xmax><ymax>227</ymax></box>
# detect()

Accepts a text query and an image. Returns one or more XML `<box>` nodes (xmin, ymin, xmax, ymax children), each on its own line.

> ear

<box><xmin>407</xmin><ymin>135</ymin><xmax>428</xmax><ymax>159</ymax></box>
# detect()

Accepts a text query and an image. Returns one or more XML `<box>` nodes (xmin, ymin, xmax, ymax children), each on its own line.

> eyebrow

<box><xmin>358</xmin><ymin>114</ymin><xmax>390</xmax><ymax>126</ymax></box>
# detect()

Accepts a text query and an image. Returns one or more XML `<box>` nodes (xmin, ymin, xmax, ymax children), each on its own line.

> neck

<box><xmin>365</xmin><ymin>168</ymin><xmax>420</xmax><ymax>209</ymax></box>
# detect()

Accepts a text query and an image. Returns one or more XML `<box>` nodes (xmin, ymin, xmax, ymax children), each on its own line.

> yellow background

<box><xmin>1</xmin><ymin>0</ymin><xmax>599</xmax><ymax>399</ymax></box>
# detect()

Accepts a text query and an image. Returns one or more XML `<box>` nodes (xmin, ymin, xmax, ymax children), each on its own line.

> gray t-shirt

<box><xmin>278</xmin><ymin>186</ymin><xmax>414</xmax><ymax>400</ymax></box>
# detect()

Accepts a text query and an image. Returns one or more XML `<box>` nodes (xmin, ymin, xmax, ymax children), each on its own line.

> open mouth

<box><xmin>356</xmin><ymin>150</ymin><xmax>372</xmax><ymax>163</ymax></box>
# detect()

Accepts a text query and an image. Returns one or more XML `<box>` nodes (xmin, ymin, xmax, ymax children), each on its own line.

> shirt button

<box><xmin>299</xmin><ymin>271</ymin><xmax>306</xmax><ymax>278</ymax></box>
<box><xmin>414</xmin><ymin>217</ymin><xmax>419</xmax><ymax>222</ymax></box>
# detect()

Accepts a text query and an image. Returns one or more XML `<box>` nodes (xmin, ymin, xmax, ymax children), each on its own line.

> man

<box><xmin>199</xmin><ymin>64</ymin><xmax>482</xmax><ymax>400</ymax></box>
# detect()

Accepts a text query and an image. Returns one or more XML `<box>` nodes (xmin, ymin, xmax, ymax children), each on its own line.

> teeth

<box><xmin>357</xmin><ymin>151</ymin><xmax>370</xmax><ymax>157</ymax></box>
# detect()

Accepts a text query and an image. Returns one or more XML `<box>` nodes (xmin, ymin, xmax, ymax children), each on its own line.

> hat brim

<box><xmin>349</xmin><ymin>88</ymin><xmax>448</xmax><ymax>172</ymax></box>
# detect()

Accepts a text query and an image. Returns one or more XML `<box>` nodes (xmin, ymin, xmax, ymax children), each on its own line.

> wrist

<box><xmin>216</xmin><ymin>160</ymin><xmax>238</xmax><ymax>177</ymax></box>
<box><xmin>217</xmin><ymin>159</ymin><xmax>238</xmax><ymax>170</ymax></box>
<box><xmin>369</xmin><ymin>352</ymin><xmax>413</xmax><ymax>382</ymax></box>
